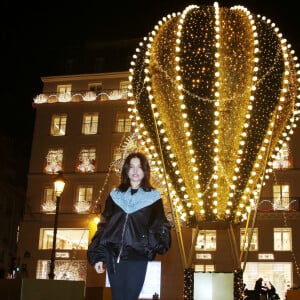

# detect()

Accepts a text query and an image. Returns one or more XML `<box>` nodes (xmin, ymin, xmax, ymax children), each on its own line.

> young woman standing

<box><xmin>87</xmin><ymin>152</ymin><xmax>171</xmax><ymax>300</ymax></box>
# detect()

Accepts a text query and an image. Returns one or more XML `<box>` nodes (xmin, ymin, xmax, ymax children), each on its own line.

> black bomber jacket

<box><xmin>87</xmin><ymin>192</ymin><xmax>171</xmax><ymax>266</ymax></box>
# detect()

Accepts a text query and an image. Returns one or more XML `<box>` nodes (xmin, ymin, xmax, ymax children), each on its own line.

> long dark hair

<box><xmin>118</xmin><ymin>152</ymin><xmax>154</xmax><ymax>192</ymax></box>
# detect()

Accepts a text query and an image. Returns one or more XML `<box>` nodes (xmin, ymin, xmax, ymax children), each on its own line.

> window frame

<box><xmin>194</xmin><ymin>229</ymin><xmax>217</xmax><ymax>251</ymax></box>
<box><xmin>274</xmin><ymin>227</ymin><xmax>292</xmax><ymax>251</ymax></box>
<box><xmin>44</xmin><ymin>148</ymin><xmax>63</xmax><ymax>174</ymax></box>
<box><xmin>240</xmin><ymin>228</ymin><xmax>258</xmax><ymax>251</ymax></box>
<box><xmin>273</xmin><ymin>184</ymin><xmax>290</xmax><ymax>210</ymax></box>
<box><xmin>115</xmin><ymin>114</ymin><xmax>131</xmax><ymax>133</ymax></box>
<box><xmin>76</xmin><ymin>147</ymin><xmax>96</xmax><ymax>173</ymax></box>
<box><xmin>74</xmin><ymin>185</ymin><xmax>94</xmax><ymax>213</ymax></box>
<box><xmin>50</xmin><ymin>114</ymin><xmax>67</xmax><ymax>136</ymax></box>
<box><xmin>82</xmin><ymin>112</ymin><xmax>99</xmax><ymax>135</ymax></box>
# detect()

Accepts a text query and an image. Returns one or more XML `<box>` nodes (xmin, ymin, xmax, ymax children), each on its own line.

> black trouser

<box><xmin>107</xmin><ymin>258</ymin><xmax>148</xmax><ymax>300</ymax></box>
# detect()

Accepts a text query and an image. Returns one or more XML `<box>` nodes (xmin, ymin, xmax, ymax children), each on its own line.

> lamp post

<box><xmin>48</xmin><ymin>172</ymin><xmax>65</xmax><ymax>280</ymax></box>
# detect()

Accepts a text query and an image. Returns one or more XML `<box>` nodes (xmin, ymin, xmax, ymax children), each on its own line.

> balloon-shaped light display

<box><xmin>128</xmin><ymin>3</ymin><xmax>300</xmax><ymax>224</ymax></box>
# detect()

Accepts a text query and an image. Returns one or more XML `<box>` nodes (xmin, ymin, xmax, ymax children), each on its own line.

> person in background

<box><xmin>267</xmin><ymin>282</ymin><xmax>280</xmax><ymax>299</ymax></box>
<box><xmin>254</xmin><ymin>277</ymin><xmax>268</xmax><ymax>300</ymax></box>
<box><xmin>87</xmin><ymin>152</ymin><xmax>171</xmax><ymax>300</ymax></box>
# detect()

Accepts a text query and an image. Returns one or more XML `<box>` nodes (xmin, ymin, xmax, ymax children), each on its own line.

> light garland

<box><xmin>33</xmin><ymin>91</ymin><xmax>124</xmax><ymax>104</ymax></box>
<box><xmin>128</xmin><ymin>3</ymin><xmax>300</xmax><ymax>225</ymax></box>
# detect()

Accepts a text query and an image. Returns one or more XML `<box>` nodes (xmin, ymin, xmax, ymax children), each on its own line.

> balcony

<box><xmin>33</xmin><ymin>89</ymin><xmax>129</xmax><ymax>104</ymax></box>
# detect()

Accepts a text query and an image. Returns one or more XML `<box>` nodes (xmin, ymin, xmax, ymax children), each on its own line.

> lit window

<box><xmin>51</xmin><ymin>114</ymin><xmax>67</xmax><ymax>136</ymax></box>
<box><xmin>240</xmin><ymin>228</ymin><xmax>258</xmax><ymax>251</ymax></box>
<box><xmin>120</xmin><ymin>81</ymin><xmax>130</xmax><ymax>99</ymax></box>
<box><xmin>76</xmin><ymin>147</ymin><xmax>96</xmax><ymax>173</ymax></box>
<box><xmin>195</xmin><ymin>230</ymin><xmax>216</xmax><ymax>251</ymax></box>
<box><xmin>74</xmin><ymin>186</ymin><xmax>93</xmax><ymax>213</ymax></box>
<box><xmin>273</xmin><ymin>184</ymin><xmax>290</xmax><ymax>210</ymax></box>
<box><xmin>38</xmin><ymin>228</ymin><xmax>89</xmax><ymax>250</ymax></box>
<box><xmin>82</xmin><ymin>113</ymin><xmax>99</xmax><ymax>135</ymax></box>
<box><xmin>57</xmin><ymin>85</ymin><xmax>72</xmax><ymax>102</ymax></box>
<box><xmin>44</xmin><ymin>148</ymin><xmax>63</xmax><ymax>174</ymax></box>
<box><xmin>41</xmin><ymin>186</ymin><xmax>56</xmax><ymax>213</ymax></box>
<box><xmin>36</xmin><ymin>260</ymin><xmax>87</xmax><ymax>281</ymax></box>
<box><xmin>243</xmin><ymin>262</ymin><xmax>292</xmax><ymax>300</ymax></box>
<box><xmin>273</xmin><ymin>143</ymin><xmax>291</xmax><ymax>169</ymax></box>
<box><xmin>274</xmin><ymin>228</ymin><xmax>292</xmax><ymax>251</ymax></box>
<box><xmin>116</xmin><ymin>114</ymin><xmax>131</xmax><ymax>132</ymax></box>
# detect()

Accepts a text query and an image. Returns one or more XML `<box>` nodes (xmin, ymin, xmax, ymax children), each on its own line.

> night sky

<box><xmin>2</xmin><ymin>0</ymin><xmax>299</xmax><ymax>137</ymax></box>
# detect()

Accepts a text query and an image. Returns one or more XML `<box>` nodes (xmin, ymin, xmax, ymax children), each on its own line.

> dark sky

<box><xmin>1</xmin><ymin>0</ymin><xmax>299</xmax><ymax>137</ymax></box>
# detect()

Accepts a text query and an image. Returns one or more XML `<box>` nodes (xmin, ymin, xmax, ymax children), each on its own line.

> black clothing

<box><xmin>107</xmin><ymin>259</ymin><xmax>148</xmax><ymax>300</ymax></box>
<box><xmin>254</xmin><ymin>279</ymin><xmax>268</xmax><ymax>300</ymax></box>
<box><xmin>267</xmin><ymin>283</ymin><xmax>280</xmax><ymax>299</ymax></box>
<box><xmin>87</xmin><ymin>188</ymin><xmax>171</xmax><ymax>300</ymax></box>
<box><xmin>87</xmin><ymin>194</ymin><xmax>171</xmax><ymax>266</ymax></box>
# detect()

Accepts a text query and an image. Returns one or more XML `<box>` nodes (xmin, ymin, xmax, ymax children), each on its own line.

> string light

<box><xmin>128</xmin><ymin>2</ymin><xmax>300</xmax><ymax>225</ymax></box>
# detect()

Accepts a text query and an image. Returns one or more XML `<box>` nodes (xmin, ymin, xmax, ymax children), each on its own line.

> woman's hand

<box><xmin>94</xmin><ymin>261</ymin><xmax>105</xmax><ymax>273</ymax></box>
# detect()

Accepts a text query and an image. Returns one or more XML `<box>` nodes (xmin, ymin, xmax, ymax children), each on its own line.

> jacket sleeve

<box><xmin>86</xmin><ymin>196</ymin><xmax>114</xmax><ymax>266</ymax></box>
<box><xmin>148</xmin><ymin>198</ymin><xmax>171</xmax><ymax>257</ymax></box>
<box><xmin>87</xmin><ymin>225</ymin><xmax>107</xmax><ymax>266</ymax></box>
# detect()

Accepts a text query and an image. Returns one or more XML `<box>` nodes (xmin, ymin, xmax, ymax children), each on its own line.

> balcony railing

<box><xmin>33</xmin><ymin>89</ymin><xmax>129</xmax><ymax>104</ymax></box>
<box><xmin>257</xmin><ymin>197</ymin><xmax>300</xmax><ymax>212</ymax></box>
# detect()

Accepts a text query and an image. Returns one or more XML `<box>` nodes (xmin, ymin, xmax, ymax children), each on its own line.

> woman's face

<box><xmin>128</xmin><ymin>157</ymin><xmax>144</xmax><ymax>187</ymax></box>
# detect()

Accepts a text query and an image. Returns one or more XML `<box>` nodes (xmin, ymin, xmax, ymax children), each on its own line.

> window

<box><xmin>39</xmin><ymin>228</ymin><xmax>89</xmax><ymax>250</ymax></box>
<box><xmin>76</xmin><ymin>147</ymin><xmax>96</xmax><ymax>172</ymax></box>
<box><xmin>120</xmin><ymin>81</ymin><xmax>129</xmax><ymax>99</ymax></box>
<box><xmin>274</xmin><ymin>228</ymin><xmax>292</xmax><ymax>251</ymax></box>
<box><xmin>51</xmin><ymin>114</ymin><xmax>67</xmax><ymax>136</ymax></box>
<box><xmin>273</xmin><ymin>184</ymin><xmax>290</xmax><ymax>210</ymax></box>
<box><xmin>57</xmin><ymin>85</ymin><xmax>72</xmax><ymax>102</ymax></box>
<box><xmin>41</xmin><ymin>186</ymin><xmax>56</xmax><ymax>213</ymax></box>
<box><xmin>36</xmin><ymin>260</ymin><xmax>87</xmax><ymax>281</ymax></box>
<box><xmin>88</xmin><ymin>83</ymin><xmax>102</xmax><ymax>94</ymax></box>
<box><xmin>44</xmin><ymin>148</ymin><xmax>63</xmax><ymax>174</ymax></box>
<box><xmin>240</xmin><ymin>228</ymin><xmax>258</xmax><ymax>251</ymax></box>
<box><xmin>195</xmin><ymin>230</ymin><xmax>216</xmax><ymax>251</ymax></box>
<box><xmin>82</xmin><ymin>113</ymin><xmax>99</xmax><ymax>135</ymax></box>
<box><xmin>243</xmin><ymin>262</ymin><xmax>292</xmax><ymax>300</ymax></box>
<box><xmin>74</xmin><ymin>186</ymin><xmax>93</xmax><ymax>213</ymax></box>
<box><xmin>273</xmin><ymin>143</ymin><xmax>291</xmax><ymax>169</ymax></box>
<box><xmin>116</xmin><ymin>114</ymin><xmax>131</xmax><ymax>132</ymax></box>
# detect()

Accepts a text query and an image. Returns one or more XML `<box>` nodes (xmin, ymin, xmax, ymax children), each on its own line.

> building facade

<box><xmin>16</xmin><ymin>71</ymin><xmax>300</xmax><ymax>300</ymax></box>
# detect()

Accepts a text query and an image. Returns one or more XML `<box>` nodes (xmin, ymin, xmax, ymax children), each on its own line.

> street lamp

<box><xmin>48</xmin><ymin>172</ymin><xmax>65</xmax><ymax>280</ymax></box>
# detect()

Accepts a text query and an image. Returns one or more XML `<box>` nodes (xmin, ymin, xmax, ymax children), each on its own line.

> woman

<box><xmin>87</xmin><ymin>152</ymin><xmax>171</xmax><ymax>300</ymax></box>
<box><xmin>254</xmin><ymin>278</ymin><xmax>268</xmax><ymax>300</ymax></box>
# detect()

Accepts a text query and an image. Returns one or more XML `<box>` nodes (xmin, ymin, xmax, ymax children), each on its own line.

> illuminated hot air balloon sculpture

<box><xmin>125</xmin><ymin>3</ymin><xmax>300</xmax><ymax>287</ymax></box>
<box><xmin>128</xmin><ymin>2</ymin><xmax>299</xmax><ymax>221</ymax></box>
